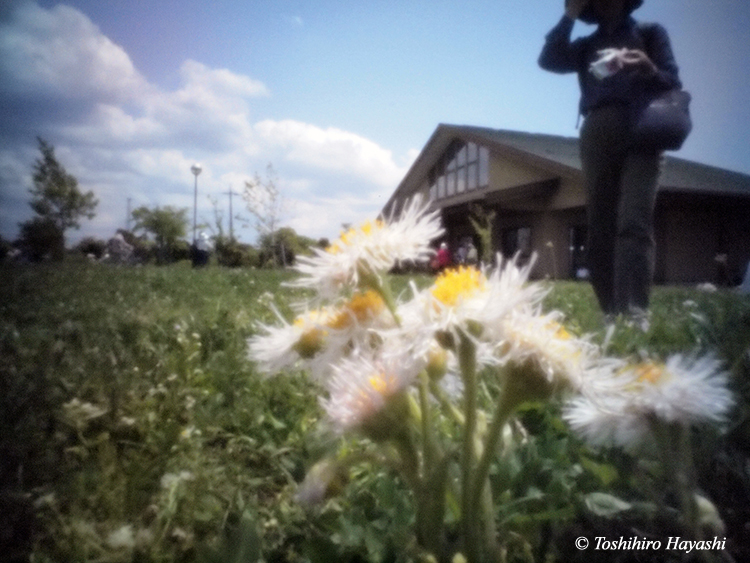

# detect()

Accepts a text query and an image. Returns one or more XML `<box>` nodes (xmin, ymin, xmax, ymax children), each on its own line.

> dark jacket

<box><xmin>538</xmin><ymin>15</ymin><xmax>681</xmax><ymax>117</ymax></box>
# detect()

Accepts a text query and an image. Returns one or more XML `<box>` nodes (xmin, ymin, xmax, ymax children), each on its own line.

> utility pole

<box><xmin>223</xmin><ymin>188</ymin><xmax>240</xmax><ymax>241</ymax></box>
<box><xmin>126</xmin><ymin>197</ymin><xmax>132</xmax><ymax>231</ymax></box>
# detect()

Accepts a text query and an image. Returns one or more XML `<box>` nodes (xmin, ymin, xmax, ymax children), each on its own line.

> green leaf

<box><xmin>580</xmin><ymin>456</ymin><xmax>619</xmax><ymax>486</ymax></box>
<box><xmin>223</xmin><ymin>510</ymin><xmax>262</xmax><ymax>563</ymax></box>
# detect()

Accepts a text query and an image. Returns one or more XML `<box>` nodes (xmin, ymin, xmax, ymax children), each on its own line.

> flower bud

<box><xmin>426</xmin><ymin>345</ymin><xmax>448</xmax><ymax>381</ymax></box>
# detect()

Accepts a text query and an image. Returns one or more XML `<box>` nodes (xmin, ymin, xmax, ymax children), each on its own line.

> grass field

<box><xmin>2</xmin><ymin>262</ymin><xmax>749</xmax><ymax>562</ymax></box>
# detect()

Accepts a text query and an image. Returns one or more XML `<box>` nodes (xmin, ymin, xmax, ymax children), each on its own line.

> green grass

<box><xmin>2</xmin><ymin>263</ymin><xmax>750</xmax><ymax>562</ymax></box>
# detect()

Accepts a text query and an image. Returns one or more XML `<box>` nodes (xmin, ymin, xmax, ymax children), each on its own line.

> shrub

<box><xmin>215</xmin><ymin>239</ymin><xmax>259</xmax><ymax>268</ymax></box>
<box><xmin>75</xmin><ymin>236</ymin><xmax>107</xmax><ymax>259</ymax></box>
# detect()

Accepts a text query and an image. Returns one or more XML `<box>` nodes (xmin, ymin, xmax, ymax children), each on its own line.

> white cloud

<box><xmin>0</xmin><ymin>1</ymin><xmax>414</xmax><ymax>245</ymax></box>
<box><xmin>285</xmin><ymin>195</ymin><xmax>378</xmax><ymax>242</ymax></box>
<box><xmin>0</xmin><ymin>2</ymin><xmax>147</xmax><ymax>102</ymax></box>
<box><xmin>255</xmin><ymin>119</ymin><xmax>407</xmax><ymax>190</ymax></box>
<box><xmin>179</xmin><ymin>60</ymin><xmax>270</xmax><ymax>101</ymax></box>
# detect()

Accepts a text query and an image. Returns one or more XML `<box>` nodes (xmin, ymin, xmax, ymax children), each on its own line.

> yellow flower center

<box><xmin>431</xmin><ymin>266</ymin><xmax>487</xmax><ymax>307</ymax></box>
<box><xmin>327</xmin><ymin>290</ymin><xmax>385</xmax><ymax>330</ymax></box>
<box><xmin>349</xmin><ymin>372</ymin><xmax>398</xmax><ymax>420</ymax></box>
<box><xmin>293</xmin><ymin>328</ymin><xmax>326</xmax><ymax>358</ymax></box>
<box><xmin>368</xmin><ymin>372</ymin><xmax>397</xmax><ymax>395</ymax></box>
<box><xmin>551</xmin><ymin>322</ymin><xmax>572</xmax><ymax>340</ymax></box>
<box><xmin>326</xmin><ymin>219</ymin><xmax>385</xmax><ymax>254</ymax></box>
<box><xmin>292</xmin><ymin>310</ymin><xmax>330</xmax><ymax>358</ymax></box>
<box><xmin>634</xmin><ymin>362</ymin><xmax>666</xmax><ymax>385</ymax></box>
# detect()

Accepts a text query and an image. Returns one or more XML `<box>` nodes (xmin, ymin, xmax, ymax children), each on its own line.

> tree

<box><xmin>18</xmin><ymin>217</ymin><xmax>64</xmax><ymax>261</ymax></box>
<box><xmin>259</xmin><ymin>227</ymin><xmax>316</xmax><ymax>267</ymax></box>
<box><xmin>242</xmin><ymin>164</ymin><xmax>290</xmax><ymax>266</ymax></box>
<box><xmin>28</xmin><ymin>138</ymin><xmax>98</xmax><ymax>236</ymax></box>
<box><xmin>131</xmin><ymin>205</ymin><xmax>188</xmax><ymax>263</ymax></box>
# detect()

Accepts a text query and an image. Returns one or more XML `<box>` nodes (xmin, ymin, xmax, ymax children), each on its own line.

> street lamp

<box><xmin>190</xmin><ymin>163</ymin><xmax>202</xmax><ymax>244</ymax></box>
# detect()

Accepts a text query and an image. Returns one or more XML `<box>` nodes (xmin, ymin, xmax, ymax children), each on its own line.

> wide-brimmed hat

<box><xmin>565</xmin><ymin>0</ymin><xmax>644</xmax><ymax>24</ymax></box>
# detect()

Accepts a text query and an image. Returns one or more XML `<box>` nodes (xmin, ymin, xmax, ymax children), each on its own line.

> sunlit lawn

<box><xmin>1</xmin><ymin>262</ymin><xmax>749</xmax><ymax>562</ymax></box>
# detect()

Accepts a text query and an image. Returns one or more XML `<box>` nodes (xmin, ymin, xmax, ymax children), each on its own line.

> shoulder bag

<box><xmin>630</xmin><ymin>88</ymin><xmax>692</xmax><ymax>151</ymax></box>
<box><xmin>629</xmin><ymin>23</ymin><xmax>692</xmax><ymax>151</ymax></box>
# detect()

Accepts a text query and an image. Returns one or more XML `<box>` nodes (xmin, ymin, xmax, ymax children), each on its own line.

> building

<box><xmin>384</xmin><ymin>124</ymin><xmax>750</xmax><ymax>285</ymax></box>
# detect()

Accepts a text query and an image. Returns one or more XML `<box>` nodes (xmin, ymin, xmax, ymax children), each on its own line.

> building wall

<box><xmin>392</xmin><ymin>132</ymin><xmax>750</xmax><ymax>285</ymax></box>
<box><xmin>656</xmin><ymin>194</ymin><xmax>750</xmax><ymax>285</ymax></box>
<box><xmin>488</xmin><ymin>152</ymin><xmax>556</xmax><ymax>193</ymax></box>
<box><xmin>656</xmin><ymin>202</ymin><xmax>717</xmax><ymax>284</ymax></box>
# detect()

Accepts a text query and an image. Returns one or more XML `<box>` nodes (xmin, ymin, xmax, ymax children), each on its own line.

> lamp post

<box><xmin>190</xmin><ymin>163</ymin><xmax>202</xmax><ymax>244</ymax></box>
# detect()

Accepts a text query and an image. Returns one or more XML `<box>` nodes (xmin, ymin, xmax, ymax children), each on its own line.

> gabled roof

<box><xmin>387</xmin><ymin>124</ymin><xmax>750</xmax><ymax>210</ymax></box>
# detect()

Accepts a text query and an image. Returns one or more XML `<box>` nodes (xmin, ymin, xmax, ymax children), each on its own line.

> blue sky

<box><xmin>1</xmin><ymin>0</ymin><xmax>748</xmax><ymax>245</ymax></box>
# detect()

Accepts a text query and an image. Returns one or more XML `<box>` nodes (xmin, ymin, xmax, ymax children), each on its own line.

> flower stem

<box><xmin>419</xmin><ymin>371</ymin><xmax>437</xmax><ymax>471</ymax></box>
<box><xmin>675</xmin><ymin>423</ymin><xmax>701</xmax><ymax>541</ymax></box>
<box><xmin>470</xmin><ymin>378</ymin><xmax>514</xmax><ymax>520</ymax></box>
<box><xmin>458</xmin><ymin>332</ymin><xmax>481</xmax><ymax>562</ymax></box>
<box><xmin>429</xmin><ymin>380</ymin><xmax>466</xmax><ymax>426</ymax></box>
<box><xmin>358</xmin><ymin>264</ymin><xmax>401</xmax><ymax>326</ymax></box>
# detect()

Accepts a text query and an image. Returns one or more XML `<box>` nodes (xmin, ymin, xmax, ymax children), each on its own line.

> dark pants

<box><xmin>580</xmin><ymin>105</ymin><xmax>662</xmax><ymax>315</ymax></box>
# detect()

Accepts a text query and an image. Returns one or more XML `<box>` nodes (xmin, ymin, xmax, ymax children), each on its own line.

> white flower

<box><xmin>321</xmin><ymin>348</ymin><xmax>422</xmax><ymax>435</ymax></box>
<box><xmin>564</xmin><ymin>354</ymin><xmax>733</xmax><ymax>451</ymax></box>
<box><xmin>497</xmin><ymin>307</ymin><xmax>600</xmax><ymax>391</ymax></box>
<box><xmin>107</xmin><ymin>525</ymin><xmax>135</xmax><ymax>550</ymax></box>
<box><xmin>248</xmin><ymin>309</ymin><xmax>326</xmax><ymax>375</ymax></box>
<box><xmin>399</xmin><ymin>257</ymin><xmax>544</xmax><ymax>351</ymax></box>
<box><xmin>291</xmin><ymin>195</ymin><xmax>443</xmax><ymax>297</ymax></box>
<box><xmin>249</xmin><ymin>291</ymin><xmax>396</xmax><ymax>380</ymax></box>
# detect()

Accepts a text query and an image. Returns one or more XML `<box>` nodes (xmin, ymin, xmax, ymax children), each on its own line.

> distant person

<box><xmin>192</xmin><ymin>231</ymin><xmax>212</xmax><ymax>267</ymax></box>
<box><xmin>466</xmin><ymin>241</ymin><xmax>478</xmax><ymax>267</ymax></box>
<box><xmin>432</xmin><ymin>242</ymin><xmax>452</xmax><ymax>273</ymax></box>
<box><xmin>455</xmin><ymin>241</ymin><xmax>468</xmax><ymax>266</ymax></box>
<box><xmin>539</xmin><ymin>0</ymin><xmax>683</xmax><ymax>330</ymax></box>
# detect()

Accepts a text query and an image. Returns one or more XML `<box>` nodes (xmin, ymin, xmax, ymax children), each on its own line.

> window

<box><xmin>467</xmin><ymin>161</ymin><xmax>478</xmax><ymax>191</ymax></box>
<box><xmin>456</xmin><ymin>165</ymin><xmax>466</xmax><ymax>194</ymax></box>
<box><xmin>429</xmin><ymin>140</ymin><xmax>490</xmax><ymax>200</ymax></box>
<box><xmin>478</xmin><ymin>147</ymin><xmax>489</xmax><ymax>188</ymax></box>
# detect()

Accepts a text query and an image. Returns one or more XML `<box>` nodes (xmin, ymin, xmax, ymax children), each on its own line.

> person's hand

<box><xmin>565</xmin><ymin>0</ymin><xmax>590</xmax><ymax>19</ymax></box>
<box><xmin>620</xmin><ymin>49</ymin><xmax>658</xmax><ymax>76</ymax></box>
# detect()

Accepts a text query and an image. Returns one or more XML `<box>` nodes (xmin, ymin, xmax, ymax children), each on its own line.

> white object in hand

<box><xmin>589</xmin><ymin>49</ymin><xmax>626</xmax><ymax>80</ymax></box>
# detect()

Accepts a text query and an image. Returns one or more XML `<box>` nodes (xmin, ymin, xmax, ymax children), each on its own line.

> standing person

<box><xmin>433</xmin><ymin>242</ymin><xmax>452</xmax><ymax>273</ymax></box>
<box><xmin>455</xmin><ymin>239</ymin><xmax>468</xmax><ymax>266</ymax></box>
<box><xmin>466</xmin><ymin>240</ymin><xmax>478</xmax><ymax>267</ymax></box>
<box><xmin>539</xmin><ymin>0</ymin><xmax>683</xmax><ymax>329</ymax></box>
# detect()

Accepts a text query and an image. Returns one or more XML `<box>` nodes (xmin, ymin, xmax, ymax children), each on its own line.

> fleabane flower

<box><xmin>248</xmin><ymin>307</ymin><xmax>333</xmax><ymax>375</ymax></box>
<box><xmin>249</xmin><ymin>291</ymin><xmax>396</xmax><ymax>380</ymax></box>
<box><xmin>497</xmin><ymin>308</ymin><xmax>599</xmax><ymax>392</ymax></box>
<box><xmin>563</xmin><ymin>354</ymin><xmax>733</xmax><ymax>452</ymax></box>
<box><xmin>400</xmin><ymin>256</ymin><xmax>544</xmax><ymax>349</ymax></box>
<box><xmin>291</xmin><ymin>195</ymin><xmax>443</xmax><ymax>297</ymax></box>
<box><xmin>321</xmin><ymin>349</ymin><xmax>422</xmax><ymax>439</ymax></box>
<box><xmin>327</xmin><ymin>290</ymin><xmax>388</xmax><ymax>330</ymax></box>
